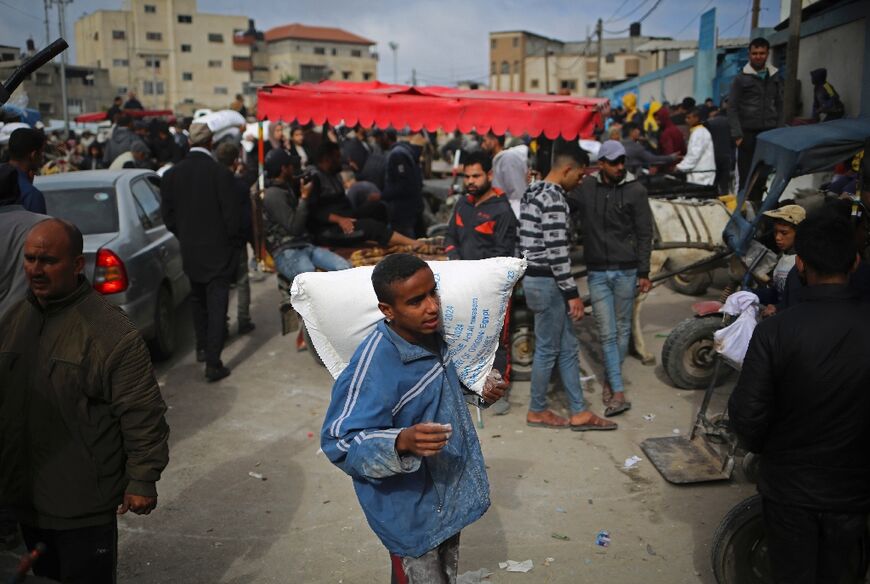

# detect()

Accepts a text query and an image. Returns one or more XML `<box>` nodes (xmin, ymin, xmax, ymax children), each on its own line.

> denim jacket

<box><xmin>321</xmin><ymin>320</ymin><xmax>491</xmax><ymax>558</ymax></box>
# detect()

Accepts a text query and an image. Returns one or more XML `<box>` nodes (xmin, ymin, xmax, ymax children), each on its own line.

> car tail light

<box><xmin>93</xmin><ymin>248</ymin><xmax>129</xmax><ymax>294</ymax></box>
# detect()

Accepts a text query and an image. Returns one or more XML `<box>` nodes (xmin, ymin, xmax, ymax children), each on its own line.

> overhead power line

<box><xmin>609</xmin><ymin>0</ymin><xmax>653</xmax><ymax>23</ymax></box>
<box><xmin>605</xmin><ymin>0</ymin><xmax>634</xmax><ymax>22</ymax></box>
<box><xmin>721</xmin><ymin>0</ymin><xmax>753</xmax><ymax>36</ymax></box>
<box><xmin>0</xmin><ymin>0</ymin><xmax>44</xmax><ymax>21</ymax></box>
<box><xmin>603</xmin><ymin>0</ymin><xmax>665</xmax><ymax>34</ymax></box>
<box><xmin>673</xmin><ymin>0</ymin><xmax>715</xmax><ymax>36</ymax></box>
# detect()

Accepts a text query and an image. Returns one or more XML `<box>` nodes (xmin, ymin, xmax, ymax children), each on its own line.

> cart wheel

<box><xmin>711</xmin><ymin>495</ymin><xmax>771</xmax><ymax>584</ymax></box>
<box><xmin>662</xmin><ymin>315</ymin><xmax>728</xmax><ymax>389</ymax></box>
<box><xmin>668</xmin><ymin>271</ymin><xmax>713</xmax><ymax>296</ymax></box>
<box><xmin>510</xmin><ymin>308</ymin><xmax>534</xmax><ymax>382</ymax></box>
<box><xmin>302</xmin><ymin>323</ymin><xmax>325</xmax><ymax>368</ymax></box>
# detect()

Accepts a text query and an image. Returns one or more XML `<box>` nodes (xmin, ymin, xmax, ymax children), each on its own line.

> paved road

<box><xmin>2</xmin><ymin>271</ymin><xmax>754</xmax><ymax>583</ymax></box>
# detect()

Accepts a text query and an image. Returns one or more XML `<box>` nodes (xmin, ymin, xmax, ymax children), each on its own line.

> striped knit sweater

<box><xmin>519</xmin><ymin>180</ymin><xmax>579</xmax><ymax>300</ymax></box>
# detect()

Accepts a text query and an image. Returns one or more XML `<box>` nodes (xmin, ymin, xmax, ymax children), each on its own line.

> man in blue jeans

<box><xmin>569</xmin><ymin>141</ymin><xmax>652</xmax><ymax>417</ymax></box>
<box><xmin>261</xmin><ymin>148</ymin><xmax>351</xmax><ymax>285</ymax></box>
<box><xmin>519</xmin><ymin>146</ymin><xmax>615</xmax><ymax>431</ymax></box>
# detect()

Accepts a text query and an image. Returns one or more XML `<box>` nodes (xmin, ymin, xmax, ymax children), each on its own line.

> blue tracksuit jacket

<box><xmin>321</xmin><ymin>319</ymin><xmax>491</xmax><ymax>558</ymax></box>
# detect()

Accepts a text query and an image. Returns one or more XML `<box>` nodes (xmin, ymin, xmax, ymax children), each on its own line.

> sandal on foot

<box><xmin>602</xmin><ymin>385</ymin><xmax>614</xmax><ymax>408</ymax></box>
<box><xmin>604</xmin><ymin>400</ymin><xmax>632</xmax><ymax>417</ymax></box>
<box><xmin>526</xmin><ymin>410</ymin><xmax>569</xmax><ymax>429</ymax></box>
<box><xmin>570</xmin><ymin>413</ymin><xmax>618</xmax><ymax>432</ymax></box>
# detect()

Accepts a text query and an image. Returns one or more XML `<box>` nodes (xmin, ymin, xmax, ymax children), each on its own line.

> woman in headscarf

<box><xmin>622</xmin><ymin>93</ymin><xmax>643</xmax><ymax>127</ymax></box>
<box><xmin>644</xmin><ymin>101</ymin><xmax>662</xmax><ymax>135</ymax></box>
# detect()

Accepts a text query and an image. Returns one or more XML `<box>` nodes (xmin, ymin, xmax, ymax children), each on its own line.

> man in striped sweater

<box><xmin>519</xmin><ymin>147</ymin><xmax>616</xmax><ymax>431</ymax></box>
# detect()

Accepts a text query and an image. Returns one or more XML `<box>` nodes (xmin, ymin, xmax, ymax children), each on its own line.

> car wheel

<box><xmin>150</xmin><ymin>285</ymin><xmax>176</xmax><ymax>361</ymax></box>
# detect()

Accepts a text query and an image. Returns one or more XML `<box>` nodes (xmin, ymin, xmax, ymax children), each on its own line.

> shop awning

<box><xmin>73</xmin><ymin>109</ymin><xmax>174</xmax><ymax>123</ymax></box>
<box><xmin>257</xmin><ymin>81</ymin><xmax>606</xmax><ymax>140</ymax></box>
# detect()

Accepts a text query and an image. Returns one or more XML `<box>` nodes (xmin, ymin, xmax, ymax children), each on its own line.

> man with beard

<box><xmin>444</xmin><ymin>151</ymin><xmax>517</xmax><ymax>414</ymax></box>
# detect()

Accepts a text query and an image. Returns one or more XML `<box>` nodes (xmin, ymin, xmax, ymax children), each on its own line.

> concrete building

<box><xmin>74</xmin><ymin>0</ymin><xmax>252</xmax><ymax>114</ymax></box>
<box><xmin>260</xmin><ymin>23</ymin><xmax>377</xmax><ymax>85</ymax></box>
<box><xmin>0</xmin><ymin>58</ymin><xmax>115</xmax><ymax>120</ymax></box>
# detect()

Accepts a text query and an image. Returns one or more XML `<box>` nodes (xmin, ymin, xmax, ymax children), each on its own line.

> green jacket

<box><xmin>0</xmin><ymin>278</ymin><xmax>170</xmax><ymax>529</ymax></box>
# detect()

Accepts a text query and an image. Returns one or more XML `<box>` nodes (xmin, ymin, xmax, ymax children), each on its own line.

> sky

<box><xmin>1</xmin><ymin>0</ymin><xmax>782</xmax><ymax>85</ymax></box>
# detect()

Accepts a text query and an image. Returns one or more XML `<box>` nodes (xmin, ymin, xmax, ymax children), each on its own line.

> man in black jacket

<box><xmin>569</xmin><ymin>140</ymin><xmax>652</xmax><ymax>418</ymax></box>
<box><xmin>728</xmin><ymin>213</ymin><xmax>870</xmax><ymax>584</ymax></box>
<box><xmin>727</xmin><ymin>37</ymin><xmax>784</xmax><ymax>190</ymax></box>
<box><xmin>161</xmin><ymin>123</ymin><xmax>240</xmax><ymax>382</ymax></box>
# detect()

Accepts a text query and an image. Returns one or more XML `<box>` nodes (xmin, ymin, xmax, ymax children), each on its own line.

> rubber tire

<box><xmin>661</xmin><ymin>315</ymin><xmax>725</xmax><ymax>389</ymax></box>
<box><xmin>302</xmin><ymin>322</ymin><xmax>325</xmax><ymax>368</ymax></box>
<box><xmin>711</xmin><ymin>495</ymin><xmax>770</xmax><ymax>584</ymax></box>
<box><xmin>509</xmin><ymin>308</ymin><xmax>534</xmax><ymax>382</ymax></box>
<box><xmin>668</xmin><ymin>270</ymin><xmax>713</xmax><ymax>296</ymax></box>
<box><xmin>149</xmin><ymin>285</ymin><xmax>176</xmax><ymax>361</ymax></box>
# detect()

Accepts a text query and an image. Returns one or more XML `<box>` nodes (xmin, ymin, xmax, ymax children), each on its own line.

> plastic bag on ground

<box><xmin>291</xmin><ymin>257</ymin><xmax>526</xmax><ymax>394</ymax></box>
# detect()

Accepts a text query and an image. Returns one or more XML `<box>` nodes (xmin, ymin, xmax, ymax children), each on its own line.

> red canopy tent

<box><xmin>257</xmin><ymin>81</ymin><xmax>606</xmax><ymax>140</ymax></box>
<box><xmin>73</xmin><ymin>109</ymin><xmax>174</xmax><ymax>123</ymax></box>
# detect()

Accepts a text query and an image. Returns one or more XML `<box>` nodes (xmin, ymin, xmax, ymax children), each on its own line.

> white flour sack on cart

<box><xmin>290</xmin><ymin>257</ymin><xmax>527</xmax><ymax>394</ymax></box>
<box><xmin>713</xmin><ymin>291</ymin><xmax>760</xmax><ymax>367</ymax></box>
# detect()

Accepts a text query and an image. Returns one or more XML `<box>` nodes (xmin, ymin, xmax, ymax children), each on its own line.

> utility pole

<box><xmin>544</xmin><ymin>42</ymin><xmax>550</xmax><ymax>94</ymax></box>
<box><xmin>595</xmin><ymin>18</ymin><xmax>603</xmax><ymax>97</ymax></box>
<box><xmin>388</xmin><ymin>42</ymin><xmax>399</xmax><ymax>84</ymax></box>
<box><xmin>782</xmin><ymin>0</ymin><xmax>803</xmax><ymax>123</ymax></box>
<box><xmin>57</xmin><ymin>0</ymin><xmax>71</xmax><ymax>137</ymax></box>
<box><xmin>750</xmin><ymin>0</ymin><xmax>761</xmax><ymax>32</ymax></box>
<box><xmin>44</xmin><ymin>0</ymin><xmax>52</xmax><ymax>48</ymax></box>
<box><xmin>411</xmin><ymin>68</ymin><xmax>417</xmax><ymax>86</ymax></box>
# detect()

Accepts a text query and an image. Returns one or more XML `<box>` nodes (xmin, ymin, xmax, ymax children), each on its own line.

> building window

<box><xmin>117</xmin><ymin>86</ymin><xmax>127</xmax><ymax>95</ymax></box>
<box><xmin>143</xmin><ymin>80</ymin><xmax>165</xmax><ymax>95</ymax></box>
<box><xmin>112</xmin><ymin>58</ymin><xmax>129</xmax><ymax>67</ymax></box>
<box><xmin>342</xmin><ymin>71</ymin><xmax>352</xmax><ymax>80</ymax></box>
<box><xmin>82</xmin><ymin>75</ymin><xmax>95</xmax><ymax>86</ymax></box>
<box><xmin>93</xmin><ymin>32</ymin><xmax>99</xmax><ymax>41</ymax></box>
<box><xmin>512</xmin><ymin>37</ymin><xmax>519</xmax><ymax>48</ymax></box>
<box><xmin>67</xmin><ymin>98</ymin><xmax>84</xmax><ymax>115</ymax></box>
<box><xmin>181</xmin><ymin>44</ymin><xmax>191</xmax><ymax>52</ymax></box>
<box><xmin>490</xmin><ymin>39</ymin><xmax>496</xmax><ymax>49</ymax></box>
<box><xmin>500</xmin><ymin>61</ymin><xmax>509</xmax><ymax>74</ymax></box>
<box><xmin>145</xmin><ymin>58</ymin><xmax>161</xmax><ymax>68</ymax></box>
<box><xmin>314</xmin><ymin>47</ymin><xmax>325</xmax><ymax>55</ymax></box>
<box><xmin>112</xmin><ymin>30</ymin><xmax>126</xmax><ymax>40</ymax></box>
<box><xmin>214</xmin><ymin>86</ymin><xmax>228</xmax><ymax>95</ymax></box>
<box><xmin>177</xmin><ymin>14</ymin><xmax>192</xmax><ymax>23</ymax></box>
<box><xmin>144</xmin><ymin>4</ymin><xmax>156</xmax><ymax>13</ymax></box>
<box><xmin>208</xmin><ymin>33</ymin><xmax>224</xmax><ymax>43</ymax></box>
<box><xmin>146</xmin><ymin>32</ymin><xmax>162</xmax><ymax>41</ymax></box>
<box><xmin>331</xmin><ymin>48</ymin><xmax>337</xmax><ymax>56</ymax></box>
<box><xmin>183</xmin><ymin>98</ymin><xmax>195</xmax><ymax>104</ymax></box>
<box><xmin>363</xmin><ymin>72</ymin><xmax>373</xmax><ymax>81</ymax></box>
<box><xmin>300</xmin><ymin>64</ymin><xmax>328</xmax><ymax>82</ymax></box>
<box><xmin>351</xmin><ymin>49</ymin><xmax>362</xmax><ymax>58</ymax></box>
<box><xmin>530</xmin><ymin>79</ymin><xmax>539</xmax><ymax>88</ymax></box>
<box><xmin>182</xmin><ymin>72</ymin><xmax>193</xmax><ymax>81</ymax></box>
<box><xmin>513</xmin><ymin>60</ymin><xmax>519</xmax><ymax>73</ymax></box>
<box><xmin>208</xmin><ymin>60</ymin><xmax>222</xmax><ymax>68</ymax></box>
<box><xmin>35</xmin><ymin>72</ymin><xmax>51</xmax><ymax>86</ymax></box>
<box><xmin>560</xmin><ymin>79</ymin><xmax>577</xmax><ymax>91</ymax></box>
<box><xmin>605</xmin><ymin>53</ymin><xmax>615</xmax><ymax>64</ymax></box>
<box><xmin>38</xmin><ymin>102</ymin><xmax>53</xmax><ymax>115</ymax></box>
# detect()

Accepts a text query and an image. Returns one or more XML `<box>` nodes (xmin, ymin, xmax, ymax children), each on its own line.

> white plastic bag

<box><xmin>713</xmin><ymin>291</ymin><xmax>760</xmax><ymax>367</ymax></box>
<box><xmin>291</xmin><ymin>257</ymin><xmax>526</xmax><ymax>394</ymax></box>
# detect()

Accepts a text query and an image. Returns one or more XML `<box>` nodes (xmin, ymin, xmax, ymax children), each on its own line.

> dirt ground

<box><xmin>1</xmin><ymin>270</ymin><xmax>754</xmax><ymax>583</ymax></box>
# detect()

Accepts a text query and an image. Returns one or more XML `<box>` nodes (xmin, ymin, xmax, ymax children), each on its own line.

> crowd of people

<box><xmin>0</xmin><ymin>35</ymin><xmax>867</xmax><ymax>584</ymax></box>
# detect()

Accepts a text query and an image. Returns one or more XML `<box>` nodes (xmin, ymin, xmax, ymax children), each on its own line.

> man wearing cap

<box><xmin>569</xmin><ymin>140</ymin><xmax>652</xmax><ymax>418</ymax></box>
<box><xmin>758</xmin><ymin>203</ymin><xmax>806</xmax><ymax>317</ymax></box>
<box><xmin>7</xmin><ymin>128</ymin><xmax>47</xmax><ymax>214</ymax></box>
<box><xmin>161</xmin><ymin>123</ymin><xmax>241</xmax><ymax>382</ymax></box>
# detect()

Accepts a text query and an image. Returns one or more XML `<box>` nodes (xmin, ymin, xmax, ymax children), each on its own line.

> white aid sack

<box><xmin>291</xmin><ymin>257</ymin><xmax>526</xmax><ymax>394</ymax></box>
<box><xmin>713</xmin><ymin>291</ymin><xmax>760</xmax><ymax>368</ymax></box>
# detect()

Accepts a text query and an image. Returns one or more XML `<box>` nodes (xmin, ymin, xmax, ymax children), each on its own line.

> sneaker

<box><xmin>238</xmin><ymin>321</ymin><xmax>256</xmax><ymax>335</ymax></box>
<box><xmin>196</xmin><ymin>349</ymin><xmax>207</xmax><ymax>363</ymax></box>
<box><xmin>490</xmin><ymin>395</ymin><xmax>511</xmax><ymax>416</ymax></box>
<box><xmin>205</xmin><ymin>365</ymin><xmax>231</xmax><ymax>382</ymax></box>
